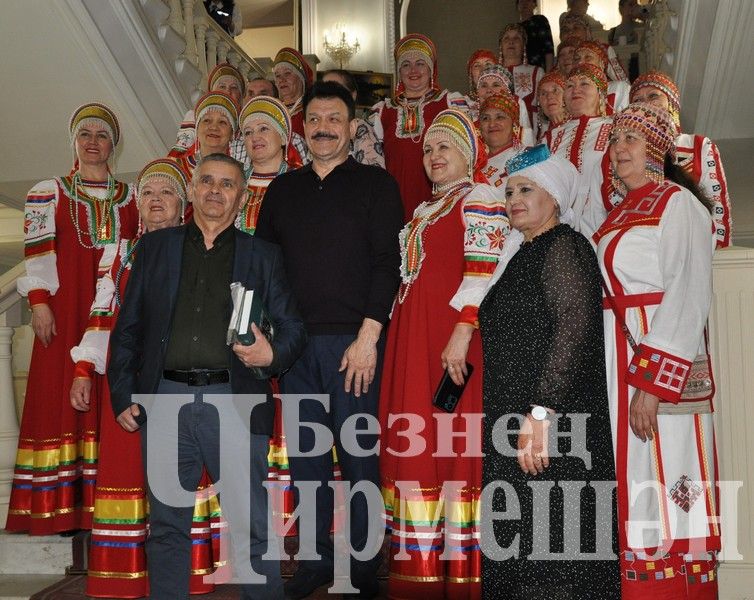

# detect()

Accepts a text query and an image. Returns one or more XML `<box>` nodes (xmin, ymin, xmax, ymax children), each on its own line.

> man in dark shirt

<box><xmin>256</xmin><ymin>82</ymin><xmax>403</xmax><ymax>599</ymax></box>
<box><xmin>108</xmin><ymin>154</ymin><xmax>306</xmax><ymax>600</ymax></box>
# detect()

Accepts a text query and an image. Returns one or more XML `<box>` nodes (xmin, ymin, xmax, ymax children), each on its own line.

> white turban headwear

<box><xmin>487</xmin><ymin>145</ymin><xmax>579</xmax><ymax>288</ymax></box>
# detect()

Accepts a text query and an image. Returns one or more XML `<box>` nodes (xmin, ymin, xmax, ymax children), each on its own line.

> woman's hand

<box><xmin>629</xmin><ymin>389</ymin><xmax>660</xmax><ymax>442</ymax></box>
<box><xmin>70</xmin><ymin>377</ymin><xmax>92</xmax><ymax>412</ymax></box>
<box><xmin>31</xmin><ymin>304</ymin><xmax>56</xmax><ymax>347</ymax></box>
<box><xmin>441</xmin><ymin>323</ymin><xmax>475</xmax><ymax>385</ymax></box>
<box><xmin>517</xmin><ymin>413</ymin><xmax>551</xmax><ymax>475</ymax></box>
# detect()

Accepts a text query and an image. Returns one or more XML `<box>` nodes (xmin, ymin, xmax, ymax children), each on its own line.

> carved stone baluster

<box><xmin>206</xmin><ymin>29</ymin><xmax>219</xmax><ymax>74</ymax></box>
<box><xmin>238</xmin><ymin>62</ymin><xmax>251</xmax><ymax>83</ymax></box>
<box><xmin>167</xmin><ymin>0</ymin><xmax>183</xmax><ymax>33</ymax></box>
<box><xmin>642</xmin><ymin>0</ymin><xmax>675</xmax><ymax>72</ymax></box>
<box><xmin>227</xmin><ymin>50</ymin><xmax>241</xmax><ymax>68</ymax></box>
<box><xmin>0</xmin><ymin>325</ymin><xmax>19</xmax><ymax>524</ymax></box>
<box><xmin>217</xmin><ymin>41</ymin><xmax>230</xmax><ymax>65</ymax></box>
<box><xmin>195</xmin><ymin>19</ymin><xmax>209</xmax><ymax>81</ymax></box>
<box><xmin>181</xmin><ymin>0</ymin><xmax>199</xmax><ymax>65</ymax></box>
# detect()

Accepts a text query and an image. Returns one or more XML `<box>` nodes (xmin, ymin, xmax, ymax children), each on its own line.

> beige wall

<box><xmin>236</xmin><ymin>25</ymin><xmax>295</xmax><ymax>67</ymax></box>
<box><xmin>405</xmin><ymin>0</ymin><xmax>518</xmax><ymax>95</ymax></box>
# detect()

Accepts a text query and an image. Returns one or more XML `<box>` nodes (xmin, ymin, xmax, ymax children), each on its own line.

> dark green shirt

<box><xmin>164</xmin><ymin>220</ymin><xmax>235</xmax><ymax>370</ymax></box>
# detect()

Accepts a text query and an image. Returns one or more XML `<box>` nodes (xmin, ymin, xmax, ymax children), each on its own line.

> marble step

<box><xmin>0</xmin><ymin>531</ymin><xmax>71</xmax><ymax>575</ymax></box>
<box><xmin>0</xmin><ymin>574</ymin><xmax>62</xmax><ymax>600</ymax></box>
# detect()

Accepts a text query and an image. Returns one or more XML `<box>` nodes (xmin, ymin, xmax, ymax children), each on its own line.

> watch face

<box><xmin>532</xmin><ymin>406</ymin><xmax>547</xmax><ymax>421</ymax></box>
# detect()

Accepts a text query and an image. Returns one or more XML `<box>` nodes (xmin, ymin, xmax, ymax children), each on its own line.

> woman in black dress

<box><xmin>479</xmin><ymin>145</ymin><xmax>619</xmax><ymax>599</ymax></box>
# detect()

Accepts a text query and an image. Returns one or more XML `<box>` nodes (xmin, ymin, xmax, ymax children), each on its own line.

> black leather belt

<box><xmin>163</xmin><ymin>369</ymin><xmax>230</xmax><ymax>386</ymax></box>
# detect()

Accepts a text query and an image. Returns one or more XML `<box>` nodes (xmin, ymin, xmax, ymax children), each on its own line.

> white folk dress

<box><xmin>593</xmin><ymin>180</ymin><xmax>720</xmax><ymax>594</ymax></box>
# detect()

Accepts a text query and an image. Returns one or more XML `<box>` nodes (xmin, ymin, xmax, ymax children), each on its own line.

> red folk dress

<box><xmin>7</xmin><ymin>176</ymin><xmax>137</xmax><ymax>534</ymax></box>
<box><xmin>370</xmin><ymin>90</ymin><xmax>471</xmax><ymax>222</ymax></box>
<box><xmin>379</xmin><ymin>183</ymin><xmax>508</xmax><ymax>600</ymax></box>
<box><xmin>74</xmin><ymin>239</ymin><xmax>227</xmax><ymax>597</ymax></box>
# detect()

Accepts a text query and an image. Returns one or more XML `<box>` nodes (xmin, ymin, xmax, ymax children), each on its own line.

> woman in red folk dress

<box><xmin>593</xmin><ymin>103</ymin><xmax>720</xmax><ymax>599</ymax></box>
<box><xmin>7</xmin><ymin>103</ymin><xmax>138</xmax><ymax>535</ymax></box>
<box><xmin>369</xmin><ymin>34</ymin><xmax>471</xmax><ymax>222</ymax></box>
<box><xmin>379</xmin><ymin>109</ymin><xmax>509</xmax><ymax>600</ymax></box>
<box><xmin>68</xmin><ymin>159</ymin><xmax>228</xmax><ymax>597</ymax></box>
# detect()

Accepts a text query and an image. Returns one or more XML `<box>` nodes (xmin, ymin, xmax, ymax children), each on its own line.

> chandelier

<box><xmin>323</xmin><ymin>23</ymin><xmax>361</xmax><ymax>69</ymax></box>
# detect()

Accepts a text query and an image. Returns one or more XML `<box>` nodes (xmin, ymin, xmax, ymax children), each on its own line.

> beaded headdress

<box><xmin>630</xmin><ymin>70</ymin><xmax>681</xmax><ymax>128</ymax></box>
<box><xmin>498</xmin><ymin>23</ymin><xmax>528</xmax><ymax>65</ymax></box>
<box><xmin>477</xmin><ymin>64</ymin><xmax>514</xmax><ymax>94</ymax></box>
<box><xmin>394</xmin><ymin>33</ymin><xmax>439</xmax><ymax>96</ymax></box>
<box><xmin>610</xmin><ymin>102</ymin><xmax>677</xmax><ymax>195</ymax></box>
<box><xmin>69</xmin><ymin>102</ymin><xmax>120</xmax><ymax>146</ymax></box>
<box><xmin>273</xmin><ymin>47</ymin><xmax>314</xmax><ymax>88</ymax></box>
<box><xmin>538</xmin><ymin>71</ymin><xmax>567</xmax><ymax>93</ymax></box>
<box><xmin>425</xmin><ymin>109</ymin><xmax>488</xmax><ymax>186</ymax></box>
<box><xmin>480</xmin><ymin>92</ymin><xmax>522</xmax><ymax>146</ymax></box>
<box><xmin>568</xmin><ymin>63</ymin><xmax>607</xmax><ymax>97</ymax></box>
<box><xmin>137</xmin><ymin>157</ymin><xmax>188</xmax><ymax>205</ymax></box>
<box><xmin>239</xmin><ymin>95</ymin><xmax>291</xmax><ymax>149</ymax></box>
<box><xmin>208</xmin><ymin>62</ymin><xmax>246</xmax><ymax>99</ymax></box>
<box><xmin>466</xmin><ymin>49</ymin><xmax>498</xmax><ymax>96</ymax></box>
<box><xmin>575</xmin><ymin>40</ymin><xmax>608</xmax><ymax>71</ymax></box>
<box><xmin>194</xmin><ymin>91</ymin><xmax>239</xmax><ymax>133</ymax></box>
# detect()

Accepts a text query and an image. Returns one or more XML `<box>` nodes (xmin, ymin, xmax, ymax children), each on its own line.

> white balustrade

<box><xmin>217</xmin><ymin>40</ymin><xmax>229</xmax><ymax>65</ymax></box>
<box><xmin>180</xmin><ymin>0</ymin><xmax>199</xmax><ymax>65</ymax></box>
<box><xmin>205</xmin><ymin>28</ymin><xmax>219</xmax><ymax>74</ymax></box>
<box><xmin>194</xmin><ymin>17</ymin><xmax>209</xmax><ymax>79</ymax></box>
<box><xmin>167</xmin><ymin>0</ymin><xmax>183</xmax><ymax>33</ymax></box>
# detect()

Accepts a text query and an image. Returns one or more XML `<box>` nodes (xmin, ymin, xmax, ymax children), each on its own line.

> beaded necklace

<box><xmin>114</xmin><ymin>238</ymin><xmax>141</xmax><ymax>308</ymax></box>
<box><xmin>238</xmin><ymin>161</ymin><xmax>287</xmax><ymax>234</ymax></box>
<box><xmin>397</xmin><ymin>179</ymin><xmax>471</xmax><ymax>303</ymax></box>
<box><xmin>394</xmin><ymin>89</ymin><xmax>441</xmax><ymax>142</ymax></box>
<box><xmin>68</xmin><ymin>171</ymin><xmax>117</xmax><ymax>249</ymax></box>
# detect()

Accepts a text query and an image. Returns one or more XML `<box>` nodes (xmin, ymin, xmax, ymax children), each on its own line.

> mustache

<box><xmin>313</xmin><ymin>132</ymin><xmax>338</xmax><ymax>140</ymax></box>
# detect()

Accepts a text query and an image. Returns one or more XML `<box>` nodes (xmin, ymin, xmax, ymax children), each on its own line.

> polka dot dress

<box><xmin>478</xmin><ymin>224</ymin><xmax>620</xmax><ymax>599</ymax></box>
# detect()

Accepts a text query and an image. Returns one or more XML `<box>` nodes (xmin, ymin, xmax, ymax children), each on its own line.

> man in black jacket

<box><xmin>256</xmin><ymin>82</ymin><xmax>403</xmax><ymax>599</ymax></box>
<box><xmin>108</xmin><ymin>153</ymin><xmax>306</xmax><ymax>600</ymax></box>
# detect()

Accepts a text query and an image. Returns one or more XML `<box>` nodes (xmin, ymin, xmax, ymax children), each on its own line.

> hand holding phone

<box><xmin>432</xmin><ymin>363</ymin><xmax>474</xmax><ymax>413</ymax></box>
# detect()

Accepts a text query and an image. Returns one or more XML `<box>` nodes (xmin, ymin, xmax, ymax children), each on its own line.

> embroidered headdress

<box><xmin>467</xmin><ymin>49</ymin><xmax>498</xmax><ymax>96</ymax></box>
<box><xmin>498</xmin><ymin>23</ymin><xmax>528</xmax><ymax>65</ymax></box>
<box><xmin>425</xmin><ymin>109</ymin><xmax>488</xmax><ymax>186</ymax></box>
<box><xmin>240</xmin><ymin>95</ymin><xmax>291</xmax><ymax>147</ymax></box>
<box><xmin>568</xmin><ymin>63</ymin><xmax>608</xmax><ymax>116</ymax></box>
<box><xmin>610</xmin><ymin>102</ymin><xmax>677</xmax><ymax>195</ymax></box>
<box><xmin>194</xmin><ymin>91</ymin><xmax>239</xmax><ymax>133</ymax></box>
<box><xmin>568</xmin><ymin>63</ymin><xmax>607</xmax><ymax>97</ymax></box>
<box><xmin>394</xmin><ymin>33</ymin><xmax>439</xmax><ymax>96</ymax></box>
<box><xmin>69</xmin><ymin>102</ymin><xmax>120</xmax><ymax>146</ymax></box>
<box><xmin>208</xmin><ymin>62</ymin><xmax>246</xmax><ymax>100</ymax></box>
<box><xmin>273</xmin><ymin>47</ymin><xmax>314</xmax><ymax>88</ymax></box>
<box><xmin>477</xmin><ymin>64</ymin><xmax>514</xmax><ymax>94</ymax></box>
<box><xmin>629</xmin><ymin>70</ymin><xmax>681</xmax><ymax>128</ymax></box>
<box><xmin>575</xmin><ymin>40</ymin><xmax>609</xmax><ymax>71</ymax></box>
<box><xmin>480</xmin><ymin>92</ymin><xmax>522</xmax><ymax>146</ymax></box>
<box><xmin>136</xmin><ymin>157</ymin><xmax>188</xmax><ymax>208</ymax></box>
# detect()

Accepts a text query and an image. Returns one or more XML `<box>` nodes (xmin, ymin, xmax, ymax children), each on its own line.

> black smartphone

<box><xmin>432</xmin><ymin>363</ymin><xmax>474</xmax><ymax>413</ymax></box>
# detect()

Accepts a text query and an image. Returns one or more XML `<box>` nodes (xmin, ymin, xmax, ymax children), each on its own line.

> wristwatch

<box><xmin>530</xmin><ymin>405</ymin><xmax>548</xmax><ymax>421</ymax></box>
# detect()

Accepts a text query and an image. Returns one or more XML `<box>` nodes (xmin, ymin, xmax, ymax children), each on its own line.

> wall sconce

<box><xmin>323</xmin><ymin>23</ymin><xmax>361</xmax><ymax>69</ymax></box>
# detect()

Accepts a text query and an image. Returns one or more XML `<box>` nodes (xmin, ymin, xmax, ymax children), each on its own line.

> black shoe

<box><xmin>284</xmin><ymin>568</ymin><xmax>333</xmax><ymax>600</ymax></box>
<box><xmin>341</xmin><ymin>577</ymin><xmax>380</xmax><ymax>599</ymax></box>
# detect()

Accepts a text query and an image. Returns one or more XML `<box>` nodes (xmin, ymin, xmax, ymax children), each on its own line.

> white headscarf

<box><xmin>487</xmin><ymin>149</ymin><xmax>579</xmax><ymax>288</ymax></box>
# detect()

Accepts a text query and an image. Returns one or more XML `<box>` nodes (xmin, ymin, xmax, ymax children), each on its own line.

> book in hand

<box><xmin>432</xmin><ymin>363</ymin><xmax>474</xmax><ymax>413</ymax></box>
<box><xmin>227</xmin><ymin>282</ymin><xmax>275</xmax><ymax>377</ymax></box>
